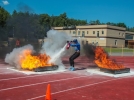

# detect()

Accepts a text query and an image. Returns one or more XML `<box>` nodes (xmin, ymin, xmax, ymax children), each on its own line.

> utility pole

<box><xmin>13</xmin><ymin>27</ymin><xmax>14</xmax><ymax>38</ymax></box>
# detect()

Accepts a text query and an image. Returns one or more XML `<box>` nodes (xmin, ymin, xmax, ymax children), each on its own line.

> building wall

<box><xmin>106</xmin><ymin>29</ymin><xmax>125</xmax><ymax>47</ymax></box>
<box><xmin>106</xmin><ymin>38</ymin><xmax>125</xmax><ymax>47</ymax></box>
<box><xmin>85</xmin><ymin>38</ymin><xmax>106</xmax><ymax>46</ymax></box>
<box><xmin>125</xmin><ymin>31</ymin><xmax>134</xmax><ymax>40</ymax></box>
<box><xmin>68</xmin><ymin>29</ymin><xmax>107</xmax><ymax>37</ymax></box>
<box><xmin>107</xmin><ymin>29</ymin><xmax>125</xmax><ymax>38</ymax></box>
<box><xmin>53</xmin><ymin>25</ymin><xmax>127</xmax><ymax>47</ymax></box>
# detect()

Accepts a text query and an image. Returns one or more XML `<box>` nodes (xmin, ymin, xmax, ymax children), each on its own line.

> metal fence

<box><xmin>106</xmin><ymin>45</ymin><xmax>134</xmax><ymax>56</ymax></box>
<box><xmin>1</xmin><ymin>40</ymin><xmax>134</xmax><ymax>59</ymax></box>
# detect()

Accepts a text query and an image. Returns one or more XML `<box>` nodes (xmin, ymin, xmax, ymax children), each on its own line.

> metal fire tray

<box><xmin>34</xmin><ymin>65</ymin><xmax>58</xmax><ymax>72</ymax></box>
<box><xmin>100</xmin><ymin>68</ymin><xmax>130</xmax><ymax>74</ymax></box>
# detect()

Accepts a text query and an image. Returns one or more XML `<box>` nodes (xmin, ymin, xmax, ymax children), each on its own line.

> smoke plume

<box><xmin>41</xmin><ymin>30</ymin><xmax>72</xmax><ymax>70</ymax></box>
<box><xmin>17</xmin><ymin>2</ymin><xmax>34</xmax><ymax>13</ymax></box>
<box><xmin>5</xmin><ymin>44</ymin><xmax>34</xmax><ymax>69</ymax></box>
<box><xmin>83</xmin><ymin>43</ymin><xmax>96</xmax><ymax>62</ymax></box>
<box><xmin>83</xmin><ymin>43</ymin><xmax>109</xmax><ymax>67</ymax></box>
<box><xmin>5</xmin><ymin>30</ymin><xmax>72</xmax><ymax>70</ymax></box>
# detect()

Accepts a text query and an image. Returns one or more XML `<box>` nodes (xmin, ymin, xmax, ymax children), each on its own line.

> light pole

<box><xmin>27</xmin><ymin>33</ymin><xmax>28</xmax><ymax>41</ymax></box>
<box><xmin>13</xmin><ymin>27</ymin><xmax>14</xmax><ymax>38</ymax></box>
<box><xmin>75</xmin><ymin>28</ymin><xmax>79</xmax><ymax>37</ymax></box>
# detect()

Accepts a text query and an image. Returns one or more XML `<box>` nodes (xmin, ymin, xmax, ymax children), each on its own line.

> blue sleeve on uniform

<box><xmin>70</xmin><ymin>43</ymin><xmax>80</xmax><ymax>51</ymax></box>
<box><xmin>70</xmin><ymin>43</ymin><xmax>78</xmax><ymax>47</ymax></box>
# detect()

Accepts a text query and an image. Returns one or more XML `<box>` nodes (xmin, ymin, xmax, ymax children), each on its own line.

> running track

<box><xmin>0</xmin><ymin>56</ymin><xmax>134</xmax><ymax>100</ymax></box>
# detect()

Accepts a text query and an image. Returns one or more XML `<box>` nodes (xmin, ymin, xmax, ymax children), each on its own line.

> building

<box><xmin>125</xmin><ymin>31</ymin><xmax>134</xmax><ymax>48</ymax></box>
<box><xmin>53</xmin><ymin>25</ymin><xmax>134</xmax><ymax>47</ymax></box>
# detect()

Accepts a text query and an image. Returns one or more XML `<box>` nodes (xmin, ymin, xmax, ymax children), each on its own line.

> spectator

<box><xmin>16</xmin><ymin>39</ymin><xmax>20</xmax><ymax>48</ymax></box>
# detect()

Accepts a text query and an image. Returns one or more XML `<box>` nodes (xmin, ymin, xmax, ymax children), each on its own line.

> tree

<box><xmin>89</xmin><ymin>20</ymin><xmax>100</xmax><ymax>25</ymax></box>
<box><xmin>116</xmin><ymin>22</ymin><xmax>126</xmax><ymax>28</ymax></box>
<box><xmin>129</xmin><ymin>27</ymin><xmax>134</xmax><ymax>32</ymax></box>
<box><xmin>39</xmin><ymin>14</ymin><xmax>51</xmax><ymax>25</ymax></box>
<box><xmin>0</xmin><ymin>6</ymin><xmax>10</xmax><ymax>27</ymax></box>
<box><xmin>0</xmin><ymin>6</ymin><xmax>10</xmax><ymax>40</ymax></box>
<box><xmin>12</xmin><ymin>10</ymin><xmax>17</xmax><ymax>16</ymax></box>
<box><xmin>58</xmin><ymin>12</ymin><xmax>67</xmax><ymax>26</ymax></box>
<box><xmin>7</xmin><ymin>11</ymin><xmax>47</xmax><ymax>40</ymax></box>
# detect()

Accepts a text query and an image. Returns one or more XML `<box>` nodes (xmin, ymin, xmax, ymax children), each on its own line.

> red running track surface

<box><xmin>0</xmin><ymin>56</ymin><xmax>134</xmax><ymax>100</ymax></box>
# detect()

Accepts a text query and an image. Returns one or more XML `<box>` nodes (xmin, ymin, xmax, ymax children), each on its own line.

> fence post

<box><xmin>122</xmin><ymin>45</ymin><xmax>123</xmax><ymax>56</ymax></box>
<box><xmin>110</xmin><ymin>44</ymin><xmax>112</xmax><ymax>56</ymax></box>
<box><xmin>133</xmin><ymin>45</ymin><xmax>134</xmax><ymax>56</ymax></box>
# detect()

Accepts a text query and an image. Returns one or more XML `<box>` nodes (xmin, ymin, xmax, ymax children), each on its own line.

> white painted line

<box><xmin>27</xmin><ymin>77</ymin><xmax>125</xmax><ymax>100</ymax></box>
<box><xmin>7</xmin><ymin>67</ymin><xmax>67</xmax><ymax>75</ymax></box>
<box><xmin>86</xmin><ymin>68</ymin><xmax>134</xmax><ymax>77</ymax></box>
<box><xmin>0</xmin><ymin>75</ymin><xmax>89</xmax><ymax>92</ymax></box>
<box><xmin>0</xmin><ymin>71</ymin><xmax>68</xmax><ymax>81</ymax></box>
<box><xmin>0</xmin><ymin>67</ymin><xmax>15</xmax><ymax>69</ymax></box>
<box><xmin>7</xmin><ymin>66</ymin><xmax>67</xmax><ymax>74</ymax></box>
<box><xmin>0</xmin><ymin>72</ymin><xmax>17</xmax><ymax>75</ymax></box>
<box><xmin>0</xmin><ymin>74</ymin><xmax>45</xmax><ymax>81</ymax></box>
<box><xmin>0</xmin><ymin>68</ymin><xmax>9</xmax><ymax>69</ymax></box>
<box><xmin>27</xmin><ymin>77</ymin><xmax>133</xmax><ymax>100</ymax></box>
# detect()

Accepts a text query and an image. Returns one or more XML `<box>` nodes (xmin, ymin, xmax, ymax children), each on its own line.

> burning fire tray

<box><xmin>34</xmin><ymin>65</ymin><xmax>58</xmax><ymax>72</ymax></box>
<box><xmin>100</xmin><ymin>68</ymin><xmax>130</xmax><ymax>74</ymax></box>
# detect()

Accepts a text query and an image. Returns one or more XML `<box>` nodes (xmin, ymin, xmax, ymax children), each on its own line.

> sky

<box><xmin>1</xmin><ymin>0</ymin><xmax>134</xmax><ymax>27</ymax></box>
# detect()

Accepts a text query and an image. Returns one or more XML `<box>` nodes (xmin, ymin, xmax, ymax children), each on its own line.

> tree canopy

<box><xmin>0</xmin><ymin>7</ymin><xmax>134</xmax><ymax>41</ymax></box>
<box><xmin>0</xmin><ymin>6</ymin><xmax>10</xmax><ymax>27</ymax></box>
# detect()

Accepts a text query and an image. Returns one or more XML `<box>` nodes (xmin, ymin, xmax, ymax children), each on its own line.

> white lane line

<box><xmin>7</xmin><ymin>66</ymin><xmax>67</xmax><ymax>75</ymax></box>
<box><xmin>0</xmin><ymin>74</ymin><xmax>45</xmax><ymax>81</ymax></box>
<box><xmin>0</xmin><ymin>71</ymin><xmax>69</xmax><ymax>81</ymax></box>
<box><xmin>0</xmin><ymin>68</ymin><xmax>8</xmax><ymax>69</ymax></box>
<box><xmin>0</xmin><ymin>75</ymin><xmax>89</xmax><ymax>92</ymax></box>
<box><xmin>0</xmin><ymin>67</ymin><xmax>14</xmax><ymax>69</ymax></box>
<box><xmin>0</xmin><ymin>72</ymin><xmax>17</xmax><ymax>74</ymax></box>
<box><xmin>27</xmin><ymin>77</ymin><xmax>127</xmax><ymax>100</ymax></box>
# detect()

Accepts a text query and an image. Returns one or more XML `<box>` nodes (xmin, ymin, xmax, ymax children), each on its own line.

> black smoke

<box><xmin>17</xmin><ymin>2</ymin><xmax>34</xmax><ymax>13</ymax></box>
<box><xmin>83</xmin><ymin>42</ymin><xmax>96</xmax><ymax>62</ymax></box>
<box><xmin>83</xmin><ymin>42</ymin><xmax>110</xmax><ymax>65</ymax></box>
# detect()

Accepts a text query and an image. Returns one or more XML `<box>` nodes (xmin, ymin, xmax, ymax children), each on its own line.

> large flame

<box><xmin>20</xmin><ymin>50</ymin><xmax>53</xmax><ymax>70</ymax></box>
<box><xmin>94</xmin><ymin>46</ymin><xmax>125</xmax><ymax>70</ymax></box>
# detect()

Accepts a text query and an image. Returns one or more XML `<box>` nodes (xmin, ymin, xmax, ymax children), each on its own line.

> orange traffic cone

<box><xmin>45</xmin><ymin>84</ymin><xmax>51</xmax><ymax>100</ymax></box>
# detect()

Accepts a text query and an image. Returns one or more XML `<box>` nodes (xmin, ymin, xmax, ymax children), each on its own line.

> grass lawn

<box><xmin>103</xmin><ymin>47</ymin><xmax>134</xmax><ymax>53</ymax></box>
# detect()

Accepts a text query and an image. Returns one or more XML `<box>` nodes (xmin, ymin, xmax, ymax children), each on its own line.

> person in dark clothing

<box><xmin>16</xmin><ymin>39</ymin><xmax>20</xmax><ymax>48</ymax></box>
<box><xmin>69</xmin><ymin>39</ymin><xmax>80</xmax><ymax>71</ymax></box>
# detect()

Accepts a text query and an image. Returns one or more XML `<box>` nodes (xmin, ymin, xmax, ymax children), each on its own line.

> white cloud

<box><xmin>2</xmin><ymin>0</ymin><xmax>9</xmax><ymax>5</ymax></box>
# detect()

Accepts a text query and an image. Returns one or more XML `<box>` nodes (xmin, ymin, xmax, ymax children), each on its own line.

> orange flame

<box><xmin>20</xmin><ymin>50</ymin><xmax>53</xmax><ymax>70</ymax></box>
<box><xmin>94</xmin><ymin>46</ymin><xmax>125</xmax><ymax>70</ymax></box>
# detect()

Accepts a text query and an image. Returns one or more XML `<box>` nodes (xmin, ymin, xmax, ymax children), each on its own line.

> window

<box><xmin>70</xmin><ymin>30</ymin><xmax>71</xmax><ymax>33</ymax></box>
<box><xmin>78</xmin><ymin>31</ymin><xmax>80</xmax><ymax>35</ymax></box>
<box><xmin>115</xmin><ymin>40</ymin><xmax>117</xmax><ymax>45</ymax></box>
<box><xmin>122</xmin><ymin>33</ymin><xmax>124</xmax><ymax>36</ymax></box>
<box><xmin>119</xmin><ymin>33</ymin><xmax>120</xmax><ymax>35</ymax></box>
<box><xmin>73</xmin><ymin>31</ymin><xmax>76</xmax><ymax>34</ymax></box>
<box><xmin>97</xmin><ymin>31</ymin><xmax>99</xmax><ymax>37</ymax></box>
<box><xmin>102</xmin><ymin>31</ymin><xmax>104</xmax><ymax>34</ymax></box>
<box><xmin>87</xmin><ymin>31</ymin><xmax>88</xmax><ymax>34</ymax></box>
<box><xmin>93</xmin><ymin>31</ymin><xmax>95</xmax><ymax>34</ymax></box>
<box><xmin>82</xmin><ymin>31</ymin><xmax>85</xmax><ymax>34</ymax></box>
<box><xmin>126</xmin><ymin>34</ymin><xmax>133</xmax><ymax>39</ymax></box>
<box><xmin>82</xmin><ymin>31</ymin><xmax>85</xmax><ymax>37</ymax></box>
